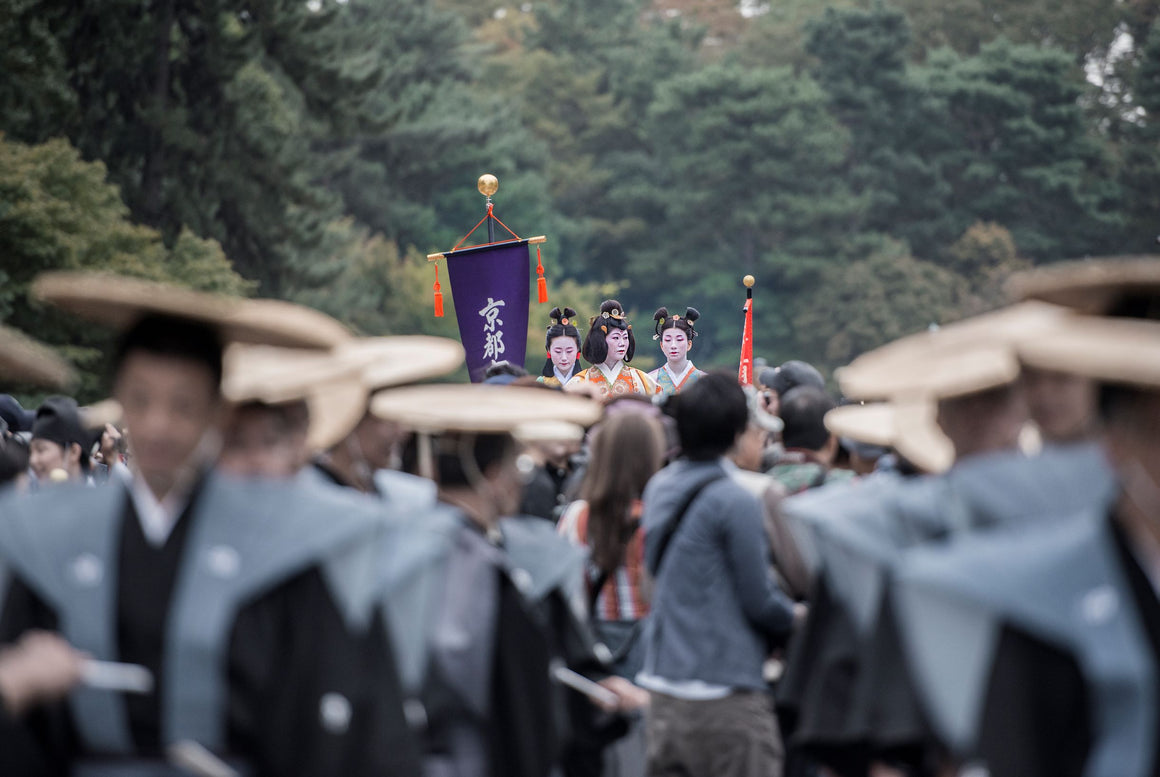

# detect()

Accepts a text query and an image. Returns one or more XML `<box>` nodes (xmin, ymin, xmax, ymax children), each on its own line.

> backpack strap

<box><xmin>650</xmin><ymin>472</ymin><xmax>727</xmax><ymax>575</ymax></box>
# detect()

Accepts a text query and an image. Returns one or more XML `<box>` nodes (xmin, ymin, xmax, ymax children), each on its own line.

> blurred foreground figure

<box><xmin>777</xmin><ymin>301</ymin><xmax>1116</xmax><ymax>777</ymax></box>
<box><xmin>891</xmin><ymin>262</ymin><xmax>1160</xmax><ymax>777</ymax></box>
<box><xmin>372</xmin><ymin>383</ymin><xmax>646</xmax><ymax>777</ymax></box>
<box><xmin>0</xmin><ymin>273</ymin><xmax>420</xmax><ymax>777</ymax></box>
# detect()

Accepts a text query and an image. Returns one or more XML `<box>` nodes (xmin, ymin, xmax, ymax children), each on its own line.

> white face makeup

<box><xmin>605</xmin><ymin>329</ymin><xmax>630</xmax><ymax>365</ymax></box>
<box><xmin>549</xmin><ymin>335</ymin><xmax>579</xmax><ymax>374</ymax></box>
<box><xmin>661</xmin><ymin>328</ymin><xmax>690</xmax><ymax>365</ymax></box>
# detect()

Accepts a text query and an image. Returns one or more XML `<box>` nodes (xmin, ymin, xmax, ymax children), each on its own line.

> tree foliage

<box><xmin>0</xmin><ymin>0</ymin><xmax>1155</xmax><ymax>387</ymax></box>
<box><xmin>0</xmin><ymin>134</ymin><xmax>249</xmax><ymax>399</ymax></box>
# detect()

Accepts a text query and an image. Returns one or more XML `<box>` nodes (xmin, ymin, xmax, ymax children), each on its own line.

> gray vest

<box><xmin>0</xmin><ymin>473</ymin><xmax>395</xmax><ymax>755</ymax></box>
<box><xmin>378</xmin><ymin>509</ymin><xmax>589</xmax><ymax>698</ymax></box>
<box><xmin>785</xmin><ymin>444</ymin><xmax>1118</xmax><ymax>636</ymax></box>
<box><xmin>892</xmin><ymin>513</ymin><xmax>1156</xmax><ymax>777</ymax></box>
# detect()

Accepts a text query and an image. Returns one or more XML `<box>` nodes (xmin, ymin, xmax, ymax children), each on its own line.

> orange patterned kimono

<box><xmin>571</xmin><ymin>362</ymin><xmax>658</xmax><ymax>399</ymax></box>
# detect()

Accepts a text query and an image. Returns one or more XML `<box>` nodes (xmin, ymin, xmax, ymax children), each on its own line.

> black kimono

<box><xmin>0</xmin><ymin>472</ymin><xmax>421</xmax><ymax>777</ymax></box>
<box><xmin>778</xmin><ymin>443</ymin><xmax>1118</xmax><ymax>776</ymax></box>
<box><xmin>382</xmin><ymin>507</ymin><xmax>625</xmax><ymax>777</ymax></box>
<box><xmin>893</xmin><ymin>510</ymin><xmax>1160</xmax><ymax>777</ymax></box>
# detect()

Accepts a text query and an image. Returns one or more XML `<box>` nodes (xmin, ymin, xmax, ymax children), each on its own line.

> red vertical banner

<box><xmin>738</xmin><ymin>276</ymin><xmax>755</xmax><ymax>385</ymax></box>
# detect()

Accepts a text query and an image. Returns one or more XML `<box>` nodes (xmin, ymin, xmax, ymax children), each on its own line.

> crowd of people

<box><xmin>0</xmin><ymin>258</ymin><xmax>1157</xmax><ymax>777</ymax></box>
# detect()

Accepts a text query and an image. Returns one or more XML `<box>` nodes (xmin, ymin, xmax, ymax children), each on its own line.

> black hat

<box><xmin>0</xmin><ymin>395</ymin><xmax>35</xmax><ymax>434</ymax></box>
<box><xmin>582</xmin><ymin>300</ymin><xmax>636</xmax><ymax>365</ymax></box>
<box><xmin>763</xmin><ymin>360</ymin><xmax>826</xmax><ymax>397</ymax></box>
<box><xmin>31</xmin><ymin>396</ymin><xmax>87</xmax><ymax>452</ymax></box>
<box><xmin>653</xmin><ymin>307</ymin><xmax>701</xmax><ymax>340</ymax></box>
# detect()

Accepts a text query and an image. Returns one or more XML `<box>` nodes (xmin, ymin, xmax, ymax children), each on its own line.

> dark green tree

<box><xmin>0</xmin><ymin>135</ymin><xmax>249</xmax><ymax>400</ymax></box>
<box><xmin>636</xmin><ymin>63</ymin><xmax>860</xmax><ymax>365</ymax></box>
<box><xmin>1116</xmin><ymin>21</ymin><xmax>1160</xmax><ymax>251</ymax></box>
<box><xmin>804</xmin><ymin>5</ymin><xmax>950</xmax><ymax>255</ymax></box>
<box><xmin>916</xmin><ymin>39</ymin><xmax>1122</xmax><ymax>260</ymax></box>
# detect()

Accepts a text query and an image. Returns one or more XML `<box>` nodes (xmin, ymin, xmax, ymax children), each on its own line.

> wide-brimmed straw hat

<box><xmin>824</xmin><ymin>400</ymin><xmax>952</xmax><ymax>474</ymax></box>
<box><xmin>1006</xmin><ymin>257</ymin><xmax>1160</xmax><ymax>315</ymax></box>
<box><xmin>32</xmin><ymin>272</ymin><xmax>350</xmax><ymax>349</ymax></box>
<box><xmin>222</xmin><ymin>345</ymin><xmax>365</xmax><ymax>451</ymax></box>
<box><xmin>224</xmin><ymin>335</ymin><xmax>466</xmax><ymax>450</ymax></box>
<box><xmin>0</xmin><ymin>324</ymin><xmax>75</xmax><ymax>388</ymax></box>
<box><xmin>1017</xmin><ymin>315</ymin><xmax>1160</xmax><ymax>390</ymax></box>
<box><xmin>837</xmin><ymin>302</ymin><xmax>1069</xmax><ymax>401</ymax></box>
<box><xmin>371</xmin><ymin>384</ymin><xmax>603</xmax><ymax>434</ymax></box>
<box><xmin>79</xmin><ymin>399</ymin><xmax>123</xmax><ymax>431</ymax></box>
<box><xmin>341</xmin><ymin>336</ymin><xmax>465</xmax><ymax>391</ymax></box>
<box><xmin>824</xmin><ymin>403</ymin><xmax>896</xmax><ymax>448</ymax></box>
<box><xmin>513</xmin><ymin>420</ymin><xmax>587</xmax><ymax>444</ymax></box>
<box><xmin>891</xmin><ymin>396</ymin><xmax>956</xmax><ymax>475</ymax></box>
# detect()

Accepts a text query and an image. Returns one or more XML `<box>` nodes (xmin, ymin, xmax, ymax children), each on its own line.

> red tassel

<box><xmin>433</xmin><ymin>265</ymin><xmax>444</xmax><ymax>318</ymax></box>
<box><xmin>535</xmin><ymin>246</ymin><xmax>548</xmax><ymax>304</ymax></box>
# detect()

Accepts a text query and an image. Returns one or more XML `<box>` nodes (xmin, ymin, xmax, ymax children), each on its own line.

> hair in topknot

<box><xmin>582</xmin><ymin>299</ymin><xmax>636</xmax><ymax>365</ymax></box>
<box><xmin>542</xmin><ymin>307</ymin><xmax>583</xmax><ymax>377</ymax></box>
<box><xmin>544</xmin><ymin>307</ymin><xmax>581</xmax><ymax>351</ymax></box>
<box><xmin>653</xmin><ymin>307</ymin><xmax>700</xmax><ymax>340</ymax></box>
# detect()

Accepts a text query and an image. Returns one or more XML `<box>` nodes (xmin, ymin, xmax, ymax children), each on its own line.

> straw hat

<box><xmin>1017</xmin><ymin>315</ymin><xmax>1160</xmax><ymax>390</ymax></box>
<box><xmin>837</xmin><ymin>302</ymin><xmax>1068</xmax><ymax>401</ymax></box>
<box><xmin>891</xmin><ymin>396</ymin><xmax>956</xmax><ymax>475</ymax></box>
<box><xmin>221</xmin><ymin>344</ymin><xmax>363</xmax><ymax>450</ymax></box>
<box><xmin>32</xmin><ymin>272</ymin><xmax>351</xmax><ymax>349</ymax></box>
<box><xmin>1007</xmin><ymin>257</ymin><xmax>1160</xmax><ymax>314</ymax></box>
<box><xmin>223</xmin><ymin>335</ymin><xmax>467</xmax><ymax>451</ymax></box>
<box><xmin>513</xmin><ymin>420</ymin><xmax>587</xmax><ymax>444</ymax></box>
<box><xmin>371</xmin><ymin>384</ymin><xmax>603</xmax><ymax>434</ymax></box>
<box><xmin>0</xmin><ymin>324</ymin><xmax>75</xmax><ymax>388</ymax></box>
<box><xmin>824</xmin><ymin>400</ymin><xmax>953</xmax><ymax>474</ymax></box>
<box><xmin>824</xmin><ymin>403</ymin><xmax>896</xmax><ymax>448</ymax></box>
<box><xmin>340</xmin><ymin>336</ymin><xmax>465</xmax><ymax>391</ymax></box>
<box><xmin>79</xmin><ymin>399</ymin><xmax>123</xmax><ymax>431</ymax></box>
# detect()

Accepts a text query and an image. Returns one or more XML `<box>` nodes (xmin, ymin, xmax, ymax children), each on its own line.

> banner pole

<box><xmin>739</xmin><ymin>274</ymin><xmax>756</xmax><ymax>386</ymax></box>
<box><xmin>479</xmin><ymin>173</ymin><xmax>498</xmax><ymax>243</ymax></box>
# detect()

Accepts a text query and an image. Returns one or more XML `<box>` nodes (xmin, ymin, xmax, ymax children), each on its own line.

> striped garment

<box><xmin>557</xmin><ymin>499</ymin><xmax>649</xmax><ymax>621</ymax></box>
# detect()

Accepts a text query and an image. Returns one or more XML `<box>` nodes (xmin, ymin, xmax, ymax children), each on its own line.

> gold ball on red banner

<box><xmin>477</xmin><ymin>174</ymin><xmax>499</xmax><ymax>197</ymax></box>
<box><xmin>743</xmin><ymin>275</ymin><xmax>756</xmax><ymax>288</ymax></box>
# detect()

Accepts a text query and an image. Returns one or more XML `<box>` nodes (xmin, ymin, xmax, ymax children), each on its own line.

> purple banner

<box><xmin>445</xmin><ymin>240</ymin><xmax>531</xmax><ymax>382</ymax></box>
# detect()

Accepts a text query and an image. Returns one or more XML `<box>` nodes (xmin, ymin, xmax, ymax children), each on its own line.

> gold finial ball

<box><xmin>477</xmin><ymin>174</ymin><xmax>499</xmax><ymax>197</ymax></box>
<box><xmin>743</xmin><ymin>275</ymin><xmax>756</xmax><ymax>288</ymax></box>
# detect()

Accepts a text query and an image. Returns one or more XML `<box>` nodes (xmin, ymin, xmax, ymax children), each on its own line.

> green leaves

<box><xmin>0</xmin><ymin>135</ymin><xmax>248</xmax><ymax>400</ymax></box>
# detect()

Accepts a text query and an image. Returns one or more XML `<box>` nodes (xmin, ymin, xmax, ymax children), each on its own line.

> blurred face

<box><xmin>488</xmin><ymin>450</ymin><xmax>524</xmax><ymax>517</ymax></box>
<box><xmin>1105</xmin><ymin>390</ymin><xmax>1160</xmax><ymax>540</ymax></box>
<box><xmin>351</xmin><ymin>413</ymin><xmax>401</xmax><ymax>471</ymax></box>
<box><xmin>731</xmin><ymin>422</ymin><xmax>767</xmax><ymax>472</ymax></box>
<box><xmin>115</xmin><ymin>351</ymin><xmax>222</xmax><ymax>497</ymax></box>
<box><xmin>660</xmin><ymin>328</ymin><xmax>690</xmax><ymax>365</ymax></box>
<box><xmin>219</xmin><ymin>405</ymin><xmax>301</xmax><ymax>479</ymax></box>
<box><xmin>605</xmin><ymin>329</ymin><xmax>630</xmax><ymax>366</ymax></box>
<box><xmin>549</xmin><ymin>335</ymin><xmax>579</xmax><ymax>375</ymax></box>
<box><xmin>1022</xmin><ymin>367</ymin><xmax>1097</xmax><ymax>444</ymax></box>
<box><xmin>937</xmin><ymin>384</ymin><xmax>1028</xmax><ymax>461</ymax></box>
<box><xmin>28</xmin><ymin>439</ymin><xmax>76</xmax><ymax>482</ymax></box>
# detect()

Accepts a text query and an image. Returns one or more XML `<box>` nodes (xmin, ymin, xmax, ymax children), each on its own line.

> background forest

<box><xmin>2</xmin><ymin>0</ymin><xmax>1159</xmax><ymax>399</ymax></box>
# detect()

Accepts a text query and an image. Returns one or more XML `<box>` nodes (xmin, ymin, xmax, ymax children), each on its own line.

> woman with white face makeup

<box><xmin>571</xmin><ymin>300</ymin><xmax>659</xmax><ymax>399</ymax></box>
<box><xmin>537</xmin><ymin>307</ymin><xmax>583</xmax><ymax>388</ymax></box>
<box><xmin>647</xmin><ymin>307</ymin><xmax>705</xmax><ymax>397</ymax></box>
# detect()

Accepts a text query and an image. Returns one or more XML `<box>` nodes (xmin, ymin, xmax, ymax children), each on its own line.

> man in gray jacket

<box><xmin>637</xmin><ymin>372</ymin><xmax>801</xmax><ymax>777</ymax></box>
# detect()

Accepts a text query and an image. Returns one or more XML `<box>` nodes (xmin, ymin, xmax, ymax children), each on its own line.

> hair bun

<box><xmin>685</xmin><ymin>307</ymin><xmax>701</xmax><ymax>324</ymax></box>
